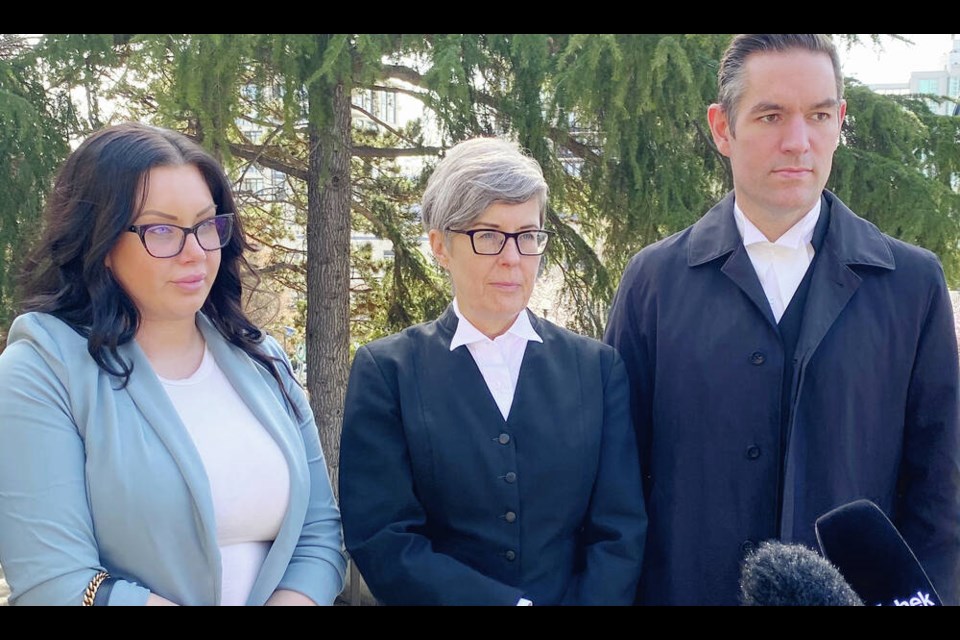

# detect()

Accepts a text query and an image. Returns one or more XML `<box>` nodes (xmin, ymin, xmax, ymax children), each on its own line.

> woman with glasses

<box><xmin>338</xmin><ymin>137</ymin><xmax>647</xmax><ymax>605</ymax></box>
<box><xmin>0</xmin><ymin>122</ymin><xmax>346</xmax><ymax>605</ymax></box>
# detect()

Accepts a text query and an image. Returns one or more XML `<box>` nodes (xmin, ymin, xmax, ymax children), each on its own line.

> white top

<box><xmin>449</xmin><ymin>299</ymin><xmax>543</xmax><ymax>421</ymax></box>
<box><xmin>158</xmin><ymin>346</ymin><xmax>291</xmax><ymax>606</ymax></box>
<box><xmin>734</xmin><ymin>200</ymin><xmax>821</xmax><ymax>323</ymax></box>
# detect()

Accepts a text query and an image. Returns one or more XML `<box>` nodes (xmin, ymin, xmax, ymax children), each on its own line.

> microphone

<box><xmin>740</xmin><ymin>540</ymin><xmax>863</xmax><ymax>606</ymax></box>
<box><xmin>815</xmin><ymin>499</ymin><xmax>942</xmax><ymax>606</ymax></box>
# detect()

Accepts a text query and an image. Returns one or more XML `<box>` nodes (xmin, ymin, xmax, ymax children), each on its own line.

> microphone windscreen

<box><xmin>740</xmin><ymin>540</ymin><xmax>863</xmax><ymax>606</ymax></box>
<box><xmin>815</xmin><ymin>499</ymin><xmax>942</xmax><ymax>606</ymax></box>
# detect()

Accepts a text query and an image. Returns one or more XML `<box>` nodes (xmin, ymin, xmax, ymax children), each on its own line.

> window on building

<box><xmin>379</xmin><ymin>90</ymin><xmax>398</xmax><ymax>125</ymax></box>
<box><xmin>357</xmin><ymin>89</ymin><xmax>373</xmax><ymax>114</ymax></box>
<box><xmin>918</xmin><ymin>78</ymin><xmax>940</xmax><ymax>95</ymax></box>
<box><xmin>949</xmin><ymin>76</ymin><xmax>960</xmax><ymax>98</ymax></box>
<box><xmin>242</xmin><ymin>176</ymin><xmax>264</xmax><ymax>194</ymax></box>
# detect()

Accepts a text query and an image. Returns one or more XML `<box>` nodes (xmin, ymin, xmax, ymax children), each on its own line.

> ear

<box><xmin>707</xmin><ymin>103</ymin><xmax>733</xmax><ymax>157</ymax></box>
<box><xmin>428</xmin><ymin>228</ymin><xmax>450</xmax><ymax>270</ymax></box>
<box><xmin>104</xmin><ymin>251</ymin><xmax>113</xmax><ymax>270</ymax></box>
<box><xmin>836</xmin><ymin>99</ymin><xmax>848</xmax><ymax>146</ymax></box>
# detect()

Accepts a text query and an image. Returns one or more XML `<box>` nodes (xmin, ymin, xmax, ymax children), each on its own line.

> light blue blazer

<box><xmin>0</xmin><ymin>312</ymin><xmax>346</xmax><ymax>605</ymax></box>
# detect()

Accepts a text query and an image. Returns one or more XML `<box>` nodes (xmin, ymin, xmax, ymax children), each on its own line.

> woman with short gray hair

<box><xmin>420</xmin><ymin>136</ymin><xmax>548</xmax><ymax>234</ymax></box>
<box><xmin>339</xmin><ymin>136</ymin><xmax>647</xmax><ymax>606</ymax></box>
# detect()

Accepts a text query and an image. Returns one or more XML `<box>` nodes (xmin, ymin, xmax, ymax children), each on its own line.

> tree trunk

<box><xmin>305</xmin><ymin>80</ymin><xmax>351</xmax><ymax>499</ymax></box>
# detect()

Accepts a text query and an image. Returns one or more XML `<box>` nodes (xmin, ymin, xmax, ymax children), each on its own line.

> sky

<box><xmin>840</xmin><ymin>34</ymin><xmax>957</xmax><ymax>85</ymax></box>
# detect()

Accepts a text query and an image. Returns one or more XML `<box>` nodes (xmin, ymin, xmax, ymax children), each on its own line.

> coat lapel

<box><xmin>793</xmin><ymin>193</ymin><xmax>895</xmax><ymax>367</ymax></box>
<box><xmin>688</xmin><ymin>192</ymin><xmax>778</xmax><ymax>329</ymax></box>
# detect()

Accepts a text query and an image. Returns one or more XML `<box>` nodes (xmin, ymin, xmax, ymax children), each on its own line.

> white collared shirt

<box><xmin>450</xmin><ymin>298</ymin><xmax>543</xmax><ymax>420</ymax></box>
<box><xmin>734</xmin><ymin>201</ymin><xmax>821</xmax><ymax>323</ymax></box>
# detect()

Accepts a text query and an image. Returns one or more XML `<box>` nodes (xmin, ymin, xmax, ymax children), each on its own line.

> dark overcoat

<box><xmin>339</xmin><ymin>307</ymin><xmax>647</xmax><ymax>605</ymax></box>
<box><xmin>605</xmin><ymin>190</ymin><xmax>960</xmax><ymax>605</ymax></box>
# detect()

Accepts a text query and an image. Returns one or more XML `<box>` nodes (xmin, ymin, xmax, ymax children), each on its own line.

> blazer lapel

<box><xmin>432</xmin><ymin>306</ymin><xmax>510</xmax><ymax>426</ymax></box>
<box><xmin>117</xmin><ymin>337</ymin><xmax>219</xmax><ymax>553</ymax></box>
<box><xmin>197</xmin><ymin>316</ymin><xmax>304</xmax><ymax>477</ymax></box>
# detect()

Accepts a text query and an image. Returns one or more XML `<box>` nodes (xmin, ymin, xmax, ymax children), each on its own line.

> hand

<box><xmin>265</xmin><ymin>589</ymin><xmax>318</xmax><ymax>606</ymax></box>
<box><xmin>146</xmin><ymin>593</ymin><xmax>179</xmax><ymax>606</ymax></box>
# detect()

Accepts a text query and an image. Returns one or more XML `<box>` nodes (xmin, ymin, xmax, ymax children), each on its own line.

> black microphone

<box><xmin>815</xmin><ymin>498</ymin><xmax>942</xmax><ymax>606</ymax></box>
<box><xmin>740</xmin><ymin>540</ymin><xmax>863</xmax><ymax>605</ymax></box>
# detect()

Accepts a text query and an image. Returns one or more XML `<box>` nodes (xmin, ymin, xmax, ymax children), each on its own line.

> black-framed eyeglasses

<box><xmin>127</xmin><ymin>213</ymin><xmax>234</xmax><ymax>258</ymax></box>
<box><xmin>446</xmin><ymin>228</ymin><xmax>552</xmax><ymax>256</ymax></box>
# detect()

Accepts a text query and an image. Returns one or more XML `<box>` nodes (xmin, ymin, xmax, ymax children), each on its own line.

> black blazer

<box><xmin>339</xmin><ymin>306</ymin><xmax>647</xmax><ymax>605</ymax></box>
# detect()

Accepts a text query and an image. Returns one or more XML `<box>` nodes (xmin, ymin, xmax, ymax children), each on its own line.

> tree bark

<box><xmin>306</xmin><ymin>80</ymin><xmax>352</xmax><ymax>499</ymax></box>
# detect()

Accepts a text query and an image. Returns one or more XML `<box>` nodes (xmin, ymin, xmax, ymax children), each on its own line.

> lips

<box><xmin>172</xmin><ymin>274</ymin><xmax>207</xmax><ymax>292</ymax></box>
<box><xmin>773</xmin><ymin>167</ymin><xmax>813</xmax><ymax>178</ymax></box>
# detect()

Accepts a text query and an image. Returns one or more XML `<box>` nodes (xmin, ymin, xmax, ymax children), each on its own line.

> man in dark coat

<box><xmin>604</xmin><ymin>34</ymin><xmax>960</xmax><ymax>605</ymax></box>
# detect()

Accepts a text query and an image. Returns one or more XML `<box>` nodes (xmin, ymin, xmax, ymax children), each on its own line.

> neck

<box><xmin>136</xmin><ymin>316</ymin><xmax>206</xmax><ymax>379</ymax></box>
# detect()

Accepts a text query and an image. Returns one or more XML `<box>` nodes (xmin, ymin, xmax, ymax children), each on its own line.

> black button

<box><xmin>504</xmin><ymin>471</ymin><xmax>517</xmax><ymax>484</ymax></box>
<box><xmin>749</xmin><ymin>351</ymin><xmax>765</xmax><ymax>365</ymax></box>
<box><xmin>741</xmin><ymin>540</ymin><xmax>756</xmax><ymax>555</ymax></box>
<box><xmin>504</xmin><ymin>550</ymin><xmax>516</xmax><ymax>561</ymax></box>
<box><xmin>745</xmin><ymin>445</ymin><xmax>761</xmax><ymax>460</ymax></box>
<box><xmin>498</xmin><ymin>433</ymin><xmax>511</xmax><ymax>445</ymax></box>
<box><xmin>504</xmin><ymin>511</ymin><xmax>517</xmax><ymax>523</ymax></box>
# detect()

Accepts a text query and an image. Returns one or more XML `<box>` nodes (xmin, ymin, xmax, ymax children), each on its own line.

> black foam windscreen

<box><xmin>815</xmin><ymin>499</ymin><xmax>942</xmax><ymax>606</ymax></box>
<box><xmin>740</xmin><ymin>540</ymin><xmax>863</xmax><ymax>606</ymax></box>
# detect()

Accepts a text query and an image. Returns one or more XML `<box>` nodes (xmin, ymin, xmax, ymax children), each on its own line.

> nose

<box><xmin>179</xmin><ymin>230</ymin><xmax>206</xmax><ymax>261</ymax></box>
<box><xmin>780</xmin><ymin>115</ymin><xmax>811</xmax><ymax>155</ymax></box>
<box><xmin>498</xmin><ymin>235</ymin><xmax>523</xmax><ymax>265</ymax></box>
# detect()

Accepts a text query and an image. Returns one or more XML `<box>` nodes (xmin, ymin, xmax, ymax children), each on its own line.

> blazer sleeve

<box><xmin>338</xmin><ymin>344</ymin><xmax>526</xmax><ymax>605</ymax></box>
<box><xmin>0</xmin><ymin>333</ymin><xmax>129</xmax><ymax>605</ymax></box>
<box><xmin>897</xmin><ymin>258</ymin><xmax>960</xmax><ymax>605</ymax></box>
<box><xmin>262</xmin><ymin>337</ymin><xmax>347</xmax><ymax>605</ymax></box>
<box><xmin>561</xmin><ymin>350</ymin><xmax>647</xmax><ymax>605</ymax></box>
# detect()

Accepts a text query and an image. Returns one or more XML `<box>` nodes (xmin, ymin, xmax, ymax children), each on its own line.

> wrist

<box><xmin>82</xmin><ymin>571</ymin><xmax>111</xmax><ymax>606</ymax></box>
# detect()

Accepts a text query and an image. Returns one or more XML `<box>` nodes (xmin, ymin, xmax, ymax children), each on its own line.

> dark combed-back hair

<box><xmin>717</xmin><ymin>34</ymin><xmax>844</xmax><ymax>136</ymax></box>
<box><xmin>18</xmin><ymin>121</ymin><xmax>299</xmax><ymax>411</ymax></box>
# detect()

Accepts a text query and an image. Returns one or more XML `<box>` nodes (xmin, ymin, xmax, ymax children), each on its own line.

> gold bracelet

<box><xmin>82</xmin><ymin>571</ymin><xmax>110</xmax><ymax>607</ymax></box>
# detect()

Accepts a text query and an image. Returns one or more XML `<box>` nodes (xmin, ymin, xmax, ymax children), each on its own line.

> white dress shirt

<box><xmin>450</xmin><ymin>298</ymin><xmax>543</xmax><ymax>421</ymax></box>
<box><xmin>734</xmin><ymin>201</ymin><xmax>821</xmax><ymax>323</ymax></box>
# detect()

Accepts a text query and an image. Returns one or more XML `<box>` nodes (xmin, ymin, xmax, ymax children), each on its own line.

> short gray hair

<box><xmin>421</xmin><ymin>137</ymin><xmax>548</xmax><ymax>234</ymax></box>
<box><xmin>717</xmin><ymin>34</ymin><xmax>843</xmax><ymax>136</ymax></box>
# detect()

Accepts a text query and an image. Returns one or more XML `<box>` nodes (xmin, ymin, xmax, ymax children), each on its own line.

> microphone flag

<box><xmin>815</xmin><ymin>499</ymin><xmax>942</xmax><ymax>606</ymax></box>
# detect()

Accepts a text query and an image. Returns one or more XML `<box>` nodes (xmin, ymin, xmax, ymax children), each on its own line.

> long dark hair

<box><xmin>18</xmin><ymin>121</ymin><xmax>299</xmax><ymax>412</ymax></box>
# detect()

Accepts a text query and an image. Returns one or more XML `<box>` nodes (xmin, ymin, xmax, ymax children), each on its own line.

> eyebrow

<box><xmin>468</xmin><ymin>221</ymin><xmax>541</xmax><ymax>231</ymax></box>
<box><xmin>136</xmin><ymin>203</ymin><xmax>217</xmax><ymax>222</ymax></box>
<box><xmin>748</xmin><ymin>98</ymin><xmax>841</xmax><ymax>114</ymax></box>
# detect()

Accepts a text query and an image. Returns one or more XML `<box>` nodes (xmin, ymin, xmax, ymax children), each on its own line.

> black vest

<box><xmin>776</xmin><ymin>200</ymin><xmax>831</xmax><ymax>459</ymax></box>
